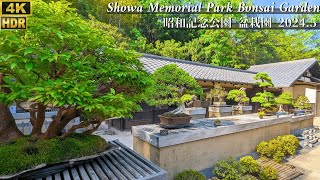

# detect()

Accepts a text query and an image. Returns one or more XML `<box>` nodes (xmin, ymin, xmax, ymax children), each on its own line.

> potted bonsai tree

<box><xmin>227</xmin><ymin>87</ymin><xmax>250</xmax><ymax>115</ymax></box>
<box><xmin>251</xmin><ymin>72</ymin><xmax>277</xmax><ymax>117</ymax></box>
<box><xmin>293</xmin><ymin>95</ymin><xmax>311</xmax><ymax>115</ymax></box>
<box><xmin>275</xmin><ymin>92</ymin><xmax>293</xmax><ymax>113</ymax></box>
<box><xmin>147</xmin><ymin>64</ymin><xmax>203</xmax><ymax>126</ymax></box>
<box><xmin>209</xmin><ymin>83</ymin><xmax>227</xmax><ymax>105</ymax></box>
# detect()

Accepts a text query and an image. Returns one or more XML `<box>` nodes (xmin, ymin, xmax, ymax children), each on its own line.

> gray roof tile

<box><xmin>248</xmin><ymin>58</ymin><xmax>318</xmax><ymax>87</ymax></box>
<box><xmin>140</xmin><ymin>54</ymin><xmax>257</xmax><ymax>85</ymax></box>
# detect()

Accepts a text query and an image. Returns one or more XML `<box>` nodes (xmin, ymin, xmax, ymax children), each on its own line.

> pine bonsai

<box><xmin>147</xmin><ymin>64</ymin><xmax>203</xmax><ymax>116</ymax></box>
<box><xmin>275</xmin><ymin>92</ymin><xmax>293</xmax><ymax>112</ymax></box>
<box><xmin>251</xmin><ymin>72</ymin><xmax>276</xmax><ymax>115</ymax></box>
<box><xmin>227</xmin><ymin>88</ymin><xmax>250</xmax><ymax>106</ymax></box>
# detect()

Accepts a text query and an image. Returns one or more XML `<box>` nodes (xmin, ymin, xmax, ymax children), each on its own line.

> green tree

<box><xmin>251</xmin><ymin>73</ymin><xmax>276</xmax><ymax>113</ymax></box>
<box><xmin>253</xmin><ymin>72</ymin><xmax>274</xmax><ymax>88</ymax></box>
<box><xmin>147</xmin><ymin>64</ymin><xmax>203</xmax><ymax>115</ymax></box>
<box><xmin>293</xmin><ymin>96</ymin><xmax>311</xmax><ymax>110</ymax></box>
<box><xmin>0</xmin><ymin>0</ymin><xmax>151</xmax><ymax>141</ymax></box>
<box><xmin>275</xmin><ymin>92</ymin><xmax>293</xmax><ymax>112</ymax></box>
<box><xmin>227</xmin><ymin>88</ymin><xmax>250</xmax><ymax>106</ymax></box>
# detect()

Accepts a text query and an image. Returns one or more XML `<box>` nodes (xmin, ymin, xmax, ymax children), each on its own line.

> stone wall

<box><xmin>132</xmin><ymin>114</ymin><xmax>314</xmax><ymax>180</ymax></box>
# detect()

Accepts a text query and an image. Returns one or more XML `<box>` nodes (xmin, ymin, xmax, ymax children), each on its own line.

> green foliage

<box><xmin>276</xmin><ymin>92</ymin><xmax>293</xmax><ymax>106</ymax></box>
<box><xmin>256</xmin><ymin>135</ymin><xmax>300</xmax><ymax>163</ymax></box>
<box><xmin>252</xmin><ymin>72</ymin><xmax>276</xmax><ymax>112</ymax></box>
<box><xmin>0</xmin><ymin>134</ymin><xmax>107</xmax><ymax>175</ymax></box>
<box><xmin>253</xmin><ymin>72</ymin><xmax>274</xmax><ymax>88</ymax></box>
<box><xmin>0</xmin><ymin>0</ymin><xmax>152</xmax><ymax>121</ymax></box>
<box><xmin>258</xmin><ymin>166</ymin><xmax>278</xmax><ymax>180</ymax></box>
<box><xmin>147</xmin><ymin>64</ymin><xmax>203</xmax><ymax>107</ymax></box>
<box><xmin>258</xmin><ymin>111</ymin><xmax>266</xmax><ymax>119</ymax></box>
<box><xmin>213</xmin><ymin>157</ymin><xmax>245</xmax><ymax>180</ymax></box>
<box><xmin>213</xmin><ymin>156</ymin><xmax>278</xmax><ymax>180</ymax></box>
<box><xmin>174</xmin><ymin>169</ymin><xmax>206</xmax><ymax>180</ymax></box>
<box><xmin>227</xmin><ymin>89</ymin><xmax>250</xmax><ymax>105</ymax></box>
<box><xmin>239</xmin><ymin>156</ymin><xmax>261</xmax><ymax>175</ymax></box>
<box><xmin>209</xmin><ymin>83</ymin><xmax>227</xmax><ymax>102</ymax></box>
<box><xmin>240</xmin><ymin>174</ymin><xmax>257</xmax><ymax>180</ymax></box>
<box><xmin>293</xmin><ymin>96</ymin><xmax>312</xmax><ymax>110</ymax></box>
<box><xmin>251</xmin><ymin>92</ymin><xmax>276</xmax><ymax>108</ymax></box>
<box><xmin>214</xmin><ymin>119</ymin><xmax>222</xmax><ymax>126</ymax></box>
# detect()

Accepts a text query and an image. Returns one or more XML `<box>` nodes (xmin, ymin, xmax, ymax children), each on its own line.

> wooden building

<box><xmin>111</xmin><ymin>54</ymin><xmax>320</xmax><ymax>130</ymax></box>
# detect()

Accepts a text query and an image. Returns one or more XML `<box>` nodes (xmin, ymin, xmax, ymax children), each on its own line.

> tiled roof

<box><xmin>140</xmin><ymin>54</ymin><xmax>257</xmax><ymax>85</ymax></box>
<box><xmin>17</xmin><ymin>141</ymin><xmax>168</xmax><ymax>180</ymax></box>
<box><xmin>248</xmin><ymin>58</ymin><xmax>319</xmax><ymax>87</ymax></box>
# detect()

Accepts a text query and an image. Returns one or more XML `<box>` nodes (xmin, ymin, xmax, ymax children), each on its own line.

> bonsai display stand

<box><xmin>208</xmin><ymin>103</ymin><xmax>232</xmax><ymax>118</ymax></box>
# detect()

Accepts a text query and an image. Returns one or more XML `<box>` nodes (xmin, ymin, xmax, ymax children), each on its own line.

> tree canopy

<box><xmin>146</xmin><ymin>64</ymin><xmax>203</xmax><ymax>107</ymax></box>
<box><xmin>44</xmin><ymin>0</ymin><xmax>319</xmax><ymax>69</ymax></box>
<box><xmin>0</xmin><ymin>0</ymin><xmax>152</xmax><ymax>140</ymax></box>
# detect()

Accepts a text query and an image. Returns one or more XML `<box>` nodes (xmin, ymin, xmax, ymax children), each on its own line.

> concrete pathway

<box><xmin>288</xmin><ymin>146</ymin><xmax>320</xmax><ymax>179</ymax></box>
<box><xmin>93</xmin><ymin>122</ymin><xmax>133</xmax><ymax>149</ymax></box>
<box><xmin>287</xmin><ymin>117</ymin><xmax>320</xmax><ymax>180</ymax></box>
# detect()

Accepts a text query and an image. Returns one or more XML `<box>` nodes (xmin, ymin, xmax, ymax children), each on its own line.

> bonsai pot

<box><xmin>158</xmin><ymin>115</ymin><xmax>192</xmax><ymax>126</ymax></box>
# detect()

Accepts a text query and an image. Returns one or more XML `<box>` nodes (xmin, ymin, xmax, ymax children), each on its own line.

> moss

<box><xmin>0</xmin><ymin>134</ymin><xmax>107</xmax><ymax>175</ymax></box>
<box><xmin>175</xmin><ymin>169</ymin><xmax>206</xmax><ymax>180</ymax></box>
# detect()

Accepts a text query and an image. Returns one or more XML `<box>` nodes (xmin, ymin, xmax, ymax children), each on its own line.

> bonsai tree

<box><xmin>254</xmin><ymin>72</ymin><xmax>274</xmax><ymax>88</ymax></box>
<box><xmin>293</xmin><ymin>96</ymin><xmax>311</xmax><ymax>110</ymax></box>
<box><xmin>147</xmin><ymin>64</ymin><xmax>203</xmax><ymax>115</ymax></box>
<box><xmin>0</xmin><ymin>0</ymin><xmax>152</xmax><ymax>141</ymax></box>
<box><xmin>251</xmin><ymin>72</ymin><xmax>276</xmax><ymax>116</ymax></box>
<box><xmin>227</xmin><ymin>87</ymin><xmax>250</xmax><ymax>106</ymax></box>
<box><xmin>275</xmin><ymin>92</ymin><xmax>293</xmax><ymax>112</ymax></box>
<box><xmin>209</xmin><ymin>83</ymin><xmax>227</xmax><ymax>103</ymax></box>
<box><xmin>227</xmin><ymin>87</ymin><xmax>250</xmax><ymax>115</ymax></box>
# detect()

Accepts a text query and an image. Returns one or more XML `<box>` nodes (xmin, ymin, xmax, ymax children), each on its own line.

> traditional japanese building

<box><xmin>248</xmin><ymin>58</ymin><xmax>320</xmax><ymax>115</ymax></box>
<box><xmin>140</xmin><ymin>54</ymin><xmax>320</xmax><ymax>115</ymax></box>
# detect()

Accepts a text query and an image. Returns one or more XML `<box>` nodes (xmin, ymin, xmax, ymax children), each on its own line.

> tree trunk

<box><xmin>44</xmin><ymin>105</ymin><xmax>80</xmax><ymax>139</ymax></box>
<box><xmin>0</xmin><ymin>73</ymin><xmax>23</xmax><ymax>142</ymax></box>
<box><xmin>31</xmin><ymin>103</ymin><xmax>46</xmax><ymax>137</ymax></box>
<box><xmin>170</xmin><ymin>104</ymin><xmax>186</xmax><ymax>114</ymax></box>
<box><xmin>0</xmin><ymin>104</ymin><xmax>23</xmax><ymax>142</ymax></box>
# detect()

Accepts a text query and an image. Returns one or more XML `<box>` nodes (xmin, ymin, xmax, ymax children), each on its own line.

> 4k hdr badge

<box><xmin>0</xmin><ymin>0</ymin><xmax>31</xmax><ymax>29</ymax></box>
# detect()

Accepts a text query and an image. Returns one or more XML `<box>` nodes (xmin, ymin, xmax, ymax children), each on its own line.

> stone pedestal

<box><xmin>232</xmin><ymin>105</ymin><xmax>253</xmax><ymax>115</ymax></box>
<box><xmin>208</xmin><ymin>104</ymin><xmax>232</xmax><ymax>118</ymax></box>
<box><xmin>185</xmin><ymin>107</ymin><xmax>206</xmax><ymax>120</ymax></box>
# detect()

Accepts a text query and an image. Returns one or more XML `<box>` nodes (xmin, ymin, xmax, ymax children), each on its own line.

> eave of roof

<box><xmin>248</xmin><ymin>58</ymin><xmax>319</xmax><ymax>87</ymax></box>
<box><xmin>139</xmin><ymin>53</ymin><xmax>257</xmax><ymax>85</ymax></box>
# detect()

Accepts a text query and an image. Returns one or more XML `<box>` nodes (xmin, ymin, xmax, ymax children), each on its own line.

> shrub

<box><xmin>213</xmin><ymin>157</ymin><xmax>245</xmax><ymax>180</ymax></box>
<box><xmin>174</xmin><ymin>169</ymin><xmax>206</xmax><ymax>180</ymax></box>
<box><xmin>240</xmin><ymin>174</ymin><xmax>257</xmax><ymax>180</ymax></box>
<box><xmin>256</xmin><ymin>135</ymin><xmax>299</xmax><ymax>162</ymax></box>
<box><xmin>258</xmin><ymin>111</ymin><xmax>265</xmax><ymax>119</ymax></box>
<box><xmin>258</xmin><ymin>166</ymin><xmax>277</xmax><ymax>180</ymax></box>
<box><xmin>0</xmin><ymin>134</ymin><xmax>107</xmax><ymax>175</ymax></box>
<box><xmin>213</xmin><ymin>156</ymin><xmax>278</xmax><ymax>180</ymax></box>
<box><xmin>293</xmin><ymin>96</ymin><xmax>311</xmax><ymax>110</ymax></box>
<box><xmin>214</xmin><ymin>119</ymin><xmax>221</xmax><ymax>126</ymax></box>
<box><xmin>239</xmin><ymin>156</ymin><xmax>260</xmax><ymax>175</ymax></box>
